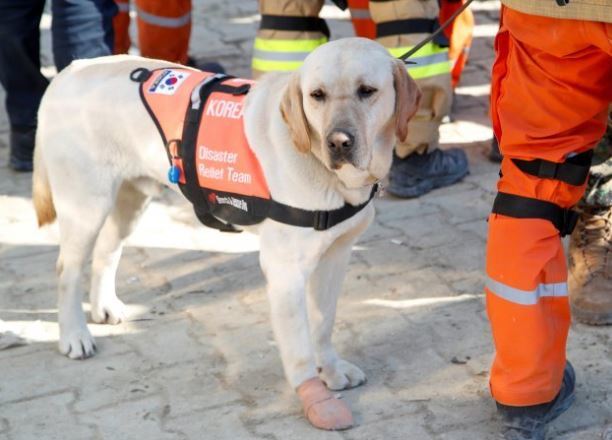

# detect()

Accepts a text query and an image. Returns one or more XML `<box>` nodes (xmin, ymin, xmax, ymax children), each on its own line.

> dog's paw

<box><xmin>319</xmin><ymin>359</ymin><xmax>367</xmax><ymax>391</ymax></box>
<box><xmin>59</xmin><ymin>325</ymin><xmax>97</xmax><ymax>360</ymax></box>
<box><xmin>91</xmin><ymin>297</ymin><xmax>127</xmax><ymax>325</ymax></box>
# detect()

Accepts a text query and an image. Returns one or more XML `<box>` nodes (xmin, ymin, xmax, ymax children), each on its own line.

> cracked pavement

<box><xmin>0</xmin><ymin>1</ymin><xmax>610</xmax><ymax>439</ymax></box>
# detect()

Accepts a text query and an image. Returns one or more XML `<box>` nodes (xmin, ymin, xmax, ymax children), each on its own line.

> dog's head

<box><xmin>280</xmin><ymin>38</ymin><xmax>421</xmax><ymax>189</ymax></box>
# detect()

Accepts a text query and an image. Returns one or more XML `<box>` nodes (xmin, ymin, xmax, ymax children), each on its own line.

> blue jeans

<box><xmin>0</xmin><ymin>0</ymin><xmax>117</xmax><ymax>129</ymax></box>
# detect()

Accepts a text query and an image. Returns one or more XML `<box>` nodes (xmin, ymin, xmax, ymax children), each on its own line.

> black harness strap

<box><xmin>133</xmin><ymin>67</ymin><xmax>378</xmax><ymax>233</ymax></box>
<box><xmin>492</xmin><ymin>192</ymin><xmax>579</xmax><ymax>237</ymax></box>
<box><xmin>180</xmin><ymin>74</ymin><xmax>245</xmax><ymax>233</ymax></box>
<box><xmin>179</xmin><ymin>75</ymin><xmax>227</xmax><ymax>205</ymax></box>
<box><xmin>260</xmin><ymin>15</ymin><xmax>330</xmax><ymax>39</ymax></box>
<box><xmin>267</xmin><ymin>185</ymin><xmax>379</xmax><ymax>231</ymax></box>
<box><xmin>511</xmin><ymin>150</ymin><xmax>593</xmax><ymax>186</ymax></box>
<box><xmin>377</xmin><ymin>18</ymin><xmax>449</xmax><ymax>47</ymax></box>
<box><xmin>377</xmin><ymin>18</ymin><xmax>436</xmax><ymax>37</ymax></box>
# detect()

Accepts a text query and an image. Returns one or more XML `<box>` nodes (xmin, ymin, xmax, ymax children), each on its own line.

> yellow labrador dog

<box><xmin>32</xmin><ymin>38</ymin><xmax>419</xmax><ymax>430</ymax></box>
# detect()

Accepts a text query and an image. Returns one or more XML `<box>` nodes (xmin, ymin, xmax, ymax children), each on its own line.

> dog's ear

<box><xmin>392</xmin><ymin>59</ymin><xmax>421</xmax><ymax>143</ymax></box>
<box><xmin>280</xmin><ymin>72</ymin><xmax>311</xmax><ymax>153</ymax></box>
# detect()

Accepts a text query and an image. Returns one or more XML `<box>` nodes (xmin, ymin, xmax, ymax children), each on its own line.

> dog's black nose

<box><xmin>326</xmin><ymin>130</ymin><xmax>354</xmax><ymax>151</ymax></box>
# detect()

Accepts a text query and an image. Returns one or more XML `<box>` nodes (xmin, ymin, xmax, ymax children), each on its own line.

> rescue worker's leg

<box><xmin>251</xmin><ymin>0</ymin><xmax>326</xmax><ymax>79</ymax></box>
<box><xmin>368</xmin><ymin>0</ymin><xmax>468</xmax><ymax>198</ymax></box>
<box><xmin>347</xmin><ymin>0</ymin><xmax>376</xmax><ymax>39</ymax></box>
<box><xmin>51</xmin><ymin>0</ymin><xmax>117</xmax><ymax>70</ymax></box>
<box><xmin>134</xmin><ymin>0</ymin><xmax>191</xmax><ymax>64</ymax></box>
<box><xmin>568</xmin><ymin>124</ymin><xmax>612</xmax><ymax>326</ymax></box>
<box><xmin>0</xmin><ymin>0</ymin><xmax>48</xmax><ymax>171</ymax></box>
<box><xmin>488</xmin><ymin>8</ymin><xmax>612</xmax><ymax>439</ymax></box>
<box><xmin>113</xmin><ymin>0</ymin><xmax>131</xmax><ymax>54</ymax></box>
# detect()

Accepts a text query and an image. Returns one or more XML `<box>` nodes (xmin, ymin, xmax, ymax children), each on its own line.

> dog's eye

<box><xmin>310</xmin><ymin>89</ymin><xmax>326</xmax><ymax>102</ymax></box>
<box><xmin>357</xmin><ymin>85</ymin><xmax>377</xmax><ymax>99</ymax></box>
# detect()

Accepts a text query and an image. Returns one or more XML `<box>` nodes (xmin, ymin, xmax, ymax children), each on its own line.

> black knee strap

<box><xmin>492</xmin><ymin>192</ymin><xmax>579</xmax><ymax>237</ymax></box>
<box><xmin>511</xmin><ymin>150</ymin><xmax>593</xmax><ymax>186</ymax></box>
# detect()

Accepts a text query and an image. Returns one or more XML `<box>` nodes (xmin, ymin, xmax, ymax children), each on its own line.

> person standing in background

<box><xmin>251</xmin><ymin>0</ymin><xmax>473</xmax><ymax>199</ymax></box>
<box><xmin>568</xmin><ymin>114</ymin><xmax>611</xmax><ymax>327</ymax></box>
<box><xmin>0</xmin><ymin>0</ymin><xmax>117</xmax><ymax>172</ymax></box>
<box><xmin>113</xmin><ymin>0</ymin><xmax>191</xmax><ymax>65</ymax></box>
<box><xmin>486</xmin><ymin>2</ymin><xmax>611</xmax><ymax>438</ymax></box>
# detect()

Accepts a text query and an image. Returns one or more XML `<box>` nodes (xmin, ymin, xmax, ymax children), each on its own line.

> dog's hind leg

<box><xmin>90</xmin><ymin>180</ymin><xmax>151</xmax><ymax>325</ymax></box>
<box><xmin>307</xmin><ymin>233</ymin><xmax>367</xmax><ymax>391</ymax></box>
<box><xmin>54</xmin><ymin>179</ymin><xmax>118</xmax><ymax>359</ymax></box>
<box><xmin>89</xmin><ymin>181</ymin><xmax>150</xmax><ymax>324</ymax></box>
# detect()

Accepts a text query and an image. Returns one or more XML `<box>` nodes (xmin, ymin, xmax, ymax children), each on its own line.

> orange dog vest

<box><xmin>131</xmin><ymin>67</ymin><xmax>377</xmax><ymax>231</ymax></box>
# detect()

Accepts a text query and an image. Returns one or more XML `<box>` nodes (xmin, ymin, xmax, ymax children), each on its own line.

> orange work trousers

<box><xmin>113</xmin><ymin>0</ymin><xmax>191</xmax><ymax>64</ymax></box>
<box><xmin>487</xmin><ymin>7</ymin><xmax>612</xmax><ymax>406</ymax></box>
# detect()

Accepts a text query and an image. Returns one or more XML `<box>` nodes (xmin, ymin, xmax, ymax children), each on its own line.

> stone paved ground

<box><xmin>0</xmin><ymin>1</ymin><xmax>610</xmax><ymax>439</ymax></box>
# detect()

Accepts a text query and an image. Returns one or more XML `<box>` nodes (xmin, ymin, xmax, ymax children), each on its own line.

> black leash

<box><xmin>398</xmin><ymin>0</ymin><xmax>474</xmax><ymax>64</ymax></box>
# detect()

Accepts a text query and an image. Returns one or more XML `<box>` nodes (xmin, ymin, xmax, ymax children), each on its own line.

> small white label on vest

<box><xmin>148</xmin><ymin>69</ymin><xmax>190</xmax><ymax>95</ymax></box>
<box><xmin>215</xmin><ymin>195</ymin><xmax>248</xmax><ymax>212</ymax></box>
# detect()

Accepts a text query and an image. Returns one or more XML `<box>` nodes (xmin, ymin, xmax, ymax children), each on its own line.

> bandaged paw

<box><xmin>297</xmin><ymin>377</ymin><xmax>354</xmax><ymax>431</ymax></box>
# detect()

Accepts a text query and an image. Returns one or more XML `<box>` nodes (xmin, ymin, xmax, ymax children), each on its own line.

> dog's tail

<box><xmin>32</xmin><ymin>147</ymin><xmax>56</xmax><ymax>227</ymax></box>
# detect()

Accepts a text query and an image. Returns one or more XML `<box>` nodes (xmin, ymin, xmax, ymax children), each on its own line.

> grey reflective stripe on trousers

<box><xmin>136</xmin><ymin>7</ymin><xmax>191</xmax><ymax>28</ymax></box>
<box><xmin>486</xmin><ymin>277</ymin><xmax>568</xmax><ymax>306</ymax></box>
<box><xmin>252</xmin><ymin>49</ymin><xmax>311</xmax><ymax>62</ymax></box>
<box><xmin>350</xmin><ymin>8</ymin><xmax>371</xmax><ymax>19</ymax></box>
<box><xmin>409</xmin><ymin>52</ymin><xmax>449</xmax><ymax>67</ymax></box>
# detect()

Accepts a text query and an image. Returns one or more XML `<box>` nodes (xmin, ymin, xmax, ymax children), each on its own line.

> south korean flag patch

<box><xmin>148</xmin><ymin>69</ymin><xmax>190</xmax><ymax>95</ymax></box>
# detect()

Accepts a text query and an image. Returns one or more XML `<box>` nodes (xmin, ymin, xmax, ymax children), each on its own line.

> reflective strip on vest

<box><xmin>350</xmin><ymin>8</ymin><xmax>371</xmax><ymax>19</ymax></box>
<box><xmin>116</xmin><ymin>1</ymin><xmax>130</xmax><ymax>12</ymax></box>
<box><xmin>252</xmin><ymin>37</ymin><xmax>327</xmax><ymax>72</ymax></box>
<box><xmin>136</xmin><ymin>7</ymin><xmax>191</xmax><ymax>28</ymax></box>
<box><xmin>486</xmin><ymin>277</ymin><xmax>568</xmax><ymax>306</ymax></box>
<box><xmin>388</xmin><ymin>43</ymin><xmax>451</xmax><ymax>79</ymax></box>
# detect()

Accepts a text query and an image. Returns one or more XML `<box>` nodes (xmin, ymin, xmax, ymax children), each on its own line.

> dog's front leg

<box><xmin>259</xmin><ymin>230</ymin><xmax>354</xmax><ymax>431</ymax></box>
<box><xmin>307</xmin><ymin>234</ymin><xmax>366</xmax><ymax>391</ymax></box>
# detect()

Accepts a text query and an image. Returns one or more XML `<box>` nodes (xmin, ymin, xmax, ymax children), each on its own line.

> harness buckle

<box><xmin>537</xmin><ymin>160</ymin><xmax>558</xmax><ymax>179</ymax></box>
<box><xmin>314</xmin><ymin>211</ymin><xmax>330</xmax><ymax>231</ymax></box>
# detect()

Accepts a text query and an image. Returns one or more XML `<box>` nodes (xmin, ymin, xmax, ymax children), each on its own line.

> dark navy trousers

<box><xmin>0</xmin><ymin>0</ymin><xmax>117</xmax><ymax>129</ymax></box>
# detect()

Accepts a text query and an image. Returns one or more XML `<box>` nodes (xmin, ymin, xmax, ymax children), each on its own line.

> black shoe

<box><xmin>9</xmin><ymin>125</ymin><xmax>35</xmax><ymax>172</ymax></box>
<box><xmin>387</xmin><ymin>148</ymin><xmax>469</xmax><ymax>198</ymax></box>
<box><xmin>489</xmin><ymin>136</ymin><xmax>503</xmax><ymax>163</ymax></box>
<box><xmin>497</xmin><ymin>362</ymin><xmax>576</xmax><ymax>440</ymax></box>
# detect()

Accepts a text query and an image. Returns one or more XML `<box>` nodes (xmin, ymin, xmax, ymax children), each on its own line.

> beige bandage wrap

<box><xmin>297</xmin><ymin>377</ymin><xmax>354</xmax><ymax>431</ymax></box>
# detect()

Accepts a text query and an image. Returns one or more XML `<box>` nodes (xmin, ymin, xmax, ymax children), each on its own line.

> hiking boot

<box><xmin>9</xmin><ymin>125</ymin><xmax>35</xmax><ymax>172</ymax></box>
<box><xmin>387</xmin><ymin>148</ymin><xmax>469</xmax><ymax>198</ymax></box>
<box><xmin>497</xmin><ymin>362</ymin><xmax>576</xmax><ymax>440</ymax></box>
<box><xmin>568</xmin><ymin>205</ymin><xmax>612</xmax><ymax>325</ymax></box>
